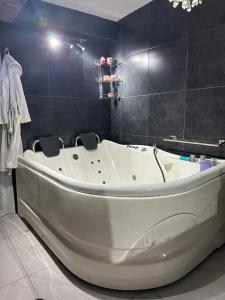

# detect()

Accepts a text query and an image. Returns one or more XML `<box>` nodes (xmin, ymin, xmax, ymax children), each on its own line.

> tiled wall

<box><xmin>111</xmin><ymin>0</ymin><xmax>225</xmax><ymax>157</ymax></box>
<box><xmin>0</xmin><ymin>0</ymin><xmax>117</xmax><ymax>149</ymax></box>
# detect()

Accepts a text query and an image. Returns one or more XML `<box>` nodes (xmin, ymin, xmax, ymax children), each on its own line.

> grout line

<box><xmin>128</xmin><ymin>290</ymin><xmax>143</xmax><ymax>299</ymax></box>
<box><xmin>47</xmin><ymin>50</ymin><xmax>51</xmax><ymax>97</ymax></box>
<box><xmin>2</xmin><ymin>219</ymin><xmax>40</xmax><ymax>297</ymax></box>
<box><xmin>122</xmin><ymin>23</ymin><xmax>225</xmax><ymax>63</ymax></box>
<box><xmin>0</xmin><ymin>276</ymin><xmax>28</xmax><ymax>291</ymax></box>
<box><xmin>26</xmin><ymin>275</ymin><xmax>39</xmax><ymax>298</ymax></box>
<box><xmin>122</xmin><ymin>36</ymin><xmax>187</xmax><ymax>61</ymax></box>
<box><xmin>120</xmin><ymin>83</ymin><xmax>225</xmax><ymax>100</ymax></box>
<box><xmin>83</xmin><ymin>50</ymin><xmax>87</xmax><ymax>98</ymax></box>
<box><xmin>182</xmin><ymin>31</ymin><xmax>189</xmax><ymax>150</ymax></box>
<box><xmin>188</xmin><ymin>22</ymin><xmax>225</xmax><ymax>38</ymax></box>
<box><xmin>2</xmin><ymin>229</ymin><xmax>39</xmax><ymax>297</ymax></box>
<box><xmin>25</xmin><ymin>94</ymin><xmax>102</xmax><ymax>100</ymax></box>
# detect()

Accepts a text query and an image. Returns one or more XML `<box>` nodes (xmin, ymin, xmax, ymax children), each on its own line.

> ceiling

<box><xmin>43</xmin><ymin>0</ymin><xmax>153</xmax><ymax>21</ymax></box>
<box><xmin>0</xmin><ymin>0</ymin><xmax>27</xmax><ymax>22</ymax></box>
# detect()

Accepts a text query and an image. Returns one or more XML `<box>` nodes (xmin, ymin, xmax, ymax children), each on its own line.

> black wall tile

<box><xmin>51</xmin><ymin>98</ymin><xmax>87</xmax><ymax>138</ymax></box>
<box><xmin>21</xmin><ymin>96</ymin><xmax>54</xmax><ymax>148</ymax></box>
<box><xmin>49</xmin><ymin>47</ymin><xmax>85</xmax><ymax>98</ymax></box>
<box><xmin>122</xmin><ymin>96</ymin><xmax>148</xmax><ymax>136</ymax></box>
<box><xmin>123</xmin><ymin>51</ymin><xmax>149</xmax><ymax>97</ymax></box>
<box><xmin>148</xmin><ymin>91</ymin><xmax>185</xmax><ymax>138</ymax></box>
<box><xmin>120</xmin><ymin>3</ymin><xmax>150</xmax><ymax>57</ymax></box>
<box><xmin>87</xmin><ymin>99</ymin><xmax>111</xmax><ymax>139</ymax></box>
<box><xmin>188</xmin><ymin>25</ymin><xmax>225</xmax><ymax>89</ymax></box>
<box><xmin>0</xmin><ymin>22</ymin><xmax>49</xmax><ymax>96</ymax></box>
<box><xmin>188</xmin><ymin>0</ymin><xmax>225</xmax><ymax>34</ymax></box>
<box><xmin>185</xmin><ymin>87</ymin><xmax>225</xmax><ymax>142</ymax></box>
<box><xmin>149</xmin><ymin>0</ymin><xmax>188</xmax><ymax>48</ymax></box>
<box><xmin>149</xmin><ymin>38</ymin><xmax>187</xmax><ymax>94</ymax></box>
<box><xmin>111</xmin><ymin>100</ymin><xmax>122</xmax><ymax>138</ymax></box>
<box><xmin>123</xmin><ymin>135</ymin><xmax>148</xmax><ymax>145</ymax></box>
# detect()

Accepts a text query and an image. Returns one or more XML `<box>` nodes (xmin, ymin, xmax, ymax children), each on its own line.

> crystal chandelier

<box><xmin>168</xmin><ymin>0</ymin><xmax>203</xmax><ymax>12</ymax></box>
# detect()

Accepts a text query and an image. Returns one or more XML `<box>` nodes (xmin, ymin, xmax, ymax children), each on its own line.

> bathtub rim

<box><xmin>17</xmin><ymin>153</ymin><xmax>225</xmax><ymax>197</ymax></box>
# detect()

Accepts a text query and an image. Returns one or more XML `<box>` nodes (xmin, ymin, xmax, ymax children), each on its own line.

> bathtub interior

<box><xmin>22</xmin><ymin>140</ymin><xmax>202</xmax><ymax>185</ymax></box>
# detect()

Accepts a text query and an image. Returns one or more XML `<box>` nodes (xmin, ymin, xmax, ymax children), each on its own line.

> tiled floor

<box><xmin>1</xmin><ymin>214</ymin><xmax>225</xmax><ymax>300</ymax></box>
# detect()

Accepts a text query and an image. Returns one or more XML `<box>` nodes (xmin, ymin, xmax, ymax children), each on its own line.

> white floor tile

<box><xmin>197</xmin><ymin>247</ymin><xmax>225</xmax><ymax>273</ymax></box>
<box><xmin>0</xmin><ymin>220</ymin><xmax>7</xmax><ymax>242</ymax></box>
<box><xmin>2</xmin><ymin>214</ymin><xmax>29</xmax><ymax>239</ymax></box>
<box><xmin>153</xmin><ymin>269</ymin><xmax>225</xmax><ymax>300</ymax></box>
<box><xmin>0</xmin><ymin>278</ymin><xmax>36</xmax><ymax>300</ymax></box>
<box><xmin>29</xmin><ymin>263</ymin><xmax>139</xmax><ymax>300</ymax></box>
<box><xmin>10</xmin><ymin>230</ymin><xmax>54</xmax><ymax>276</ymax></box>
<box><xmin>0</xmin><ymin>239</ymin><xmax>25</xmax><ymax>288</ymax></box>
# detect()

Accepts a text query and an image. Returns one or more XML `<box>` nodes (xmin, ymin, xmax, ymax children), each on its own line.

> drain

<box><xmin>132</xmin><ymin>175</ymin><xmax>137</xmax><ymax>181</ymax></box>
<box><xmin>59</xmin><ymin>168</ymin><xmax>62</xmax><ymax>171</ymax></box>
<box><xmin>73</xmin><ymin>154</ymin><xmax>79</xmax><ymax>160</ymax></box>
<box><xmin>91</xmin><ymin>161</ymin><xmax>94</xmax><ymax>164</ymax></box>
<box><xmin>98</xmin><ymin>170</ymin><xmax>101</xmax><ymax>174</ymax></box>
<box><xmin>103</xmin><ymin>181</ymin><xmax>106</xmax><ymax>184</ymax></box>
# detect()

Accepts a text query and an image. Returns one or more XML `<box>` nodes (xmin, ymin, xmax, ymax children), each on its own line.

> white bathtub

<box><xmin>17</xmin><ymin>140</ymin><xmax>225</xmax><ymax>290</ymax></box>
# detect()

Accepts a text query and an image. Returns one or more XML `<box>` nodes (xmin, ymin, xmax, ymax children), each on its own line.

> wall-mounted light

<box><xmin>76</xmin><ymin>43</ymin><xmax>85</xmax><ymax>52</ymax></box>
<box><xmin>47</xmin><ymin>33</ymin><xmax>61</xmax><ymax>49</ymax></box>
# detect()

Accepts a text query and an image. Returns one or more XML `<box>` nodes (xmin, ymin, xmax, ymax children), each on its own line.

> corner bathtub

<box><xmin>17</xmin><ymin>140</ymin><xmax>225</xmax><ymax>290</ymax></box>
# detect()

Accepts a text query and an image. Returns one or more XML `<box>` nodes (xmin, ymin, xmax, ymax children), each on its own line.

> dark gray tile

<box><xmin>85</xmin><ymin>40</ymin><xmax>110</xmax><ymax>98</ymax></box>
<box><xmin>87</xmin><ymin>99</ymin><xmax>111</xmax><ymax>139</ymax></box>
<box><xmin>149</xmin><ymin>38</ymin><xmax>187</xmax><ymax>94</ymax></box>
<box><xmin>119</xmin><ymin>3</ymin><xmax>150</xmax><ymax>57</ymax></box>
<box><xmin>185</xmin><ymin>87</ymin><xmax>225</xmax><ymax>143</ymax></box>
<box><xmin>49</xmin><ymin>46</ymin><xmax>85</xmax><ymax>97</ymax></box>
<box><xmin>123</xmin><ymin>51</ymin><xmax>149</xmax><ymax>97</ymax></box>
<box><xmin>148</xmin><ymin>91</ymin><xmax>185</xmax><ymax>138</ymax></box>
<box><xmin>149</xmin><ymin>0</ymin><xmax>188</xmax><ymax>48</ymax></box>
<box><xmin>111</xmin><ymin>99</ymin><xmax>122</xmax><ymax>137</ymax></box>
<box><xmin>122</xmin><ymin>135</ymin><xmax>148</xmax><ymax>145</ymax></box>
<box><xmin>122</xmin><ymin>96</ymin><xmax>148</xmax><ymax>136</ymax></box>
<box><xmin>21</xmin><ymin>96</ymin><xmax>54</xmax><ymax>149</ymax></box>
<box><xmin>51</xmin><ymin>97</ymin><xmax>87</xmax><ymax>139</ymax></box>
<box><xmin>188</xmin><ymin>0</ymin><xmax>225</xmax><ymax>34</ymax></box>
<box><xmin>111</xmin><ymin>134</ymin><xmax>122</xmax><ymax>144</ymax></box>
<box><xmin>0</xmin><ymin>23</ymin><xmax>49</xmax><ymax>96</ymax></box>
<box><xmin>188</xmin><ymin>25</ymin><xmax>225</xmax><ymax>89</ymax></box>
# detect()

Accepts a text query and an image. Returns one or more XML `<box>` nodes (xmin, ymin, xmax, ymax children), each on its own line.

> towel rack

<box><xmin>163</xmin><ymin>136</ymin><xmax>225</xmax><ymax>148</ymax></box>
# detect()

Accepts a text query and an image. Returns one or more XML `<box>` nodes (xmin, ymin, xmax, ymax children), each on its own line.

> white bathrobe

<box><xmin>0</xmin><ymin>54</ymin><xmax>31</xmax><ymax>171</ymax></box>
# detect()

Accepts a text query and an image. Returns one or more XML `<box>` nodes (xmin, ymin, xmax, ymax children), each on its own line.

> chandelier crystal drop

<box><xmin>168</xmin><ymin>0</ymin><xmax>203</xmax><ymax>12</ymax></box>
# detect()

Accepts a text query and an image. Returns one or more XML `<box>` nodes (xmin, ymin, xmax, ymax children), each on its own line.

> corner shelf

<box><xmin>97</xmin><ymin>58</ymin><xmax>122</xmax><ymax>102</ymax></box>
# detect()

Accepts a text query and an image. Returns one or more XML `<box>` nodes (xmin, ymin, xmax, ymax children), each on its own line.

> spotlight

<box><xmin>69</xmin><ymin>44</ymin><xmax>74</xmax><ymax>49</ymax></box>
<box><xmin>77</xmin><ymin>43</ymin><xmax>85</xmax><ymax>52</ymax></box>
<box><xmin>47</xmin><ymin>33</ymin><xmax>61</xmax><ymax>49</ymax></box>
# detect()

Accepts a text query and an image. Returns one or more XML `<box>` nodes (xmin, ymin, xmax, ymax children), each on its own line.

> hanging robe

<box><xmin>0</xmin><ymin>53</ymin><xmax>31</xmax><ymax>171</ymax></box>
